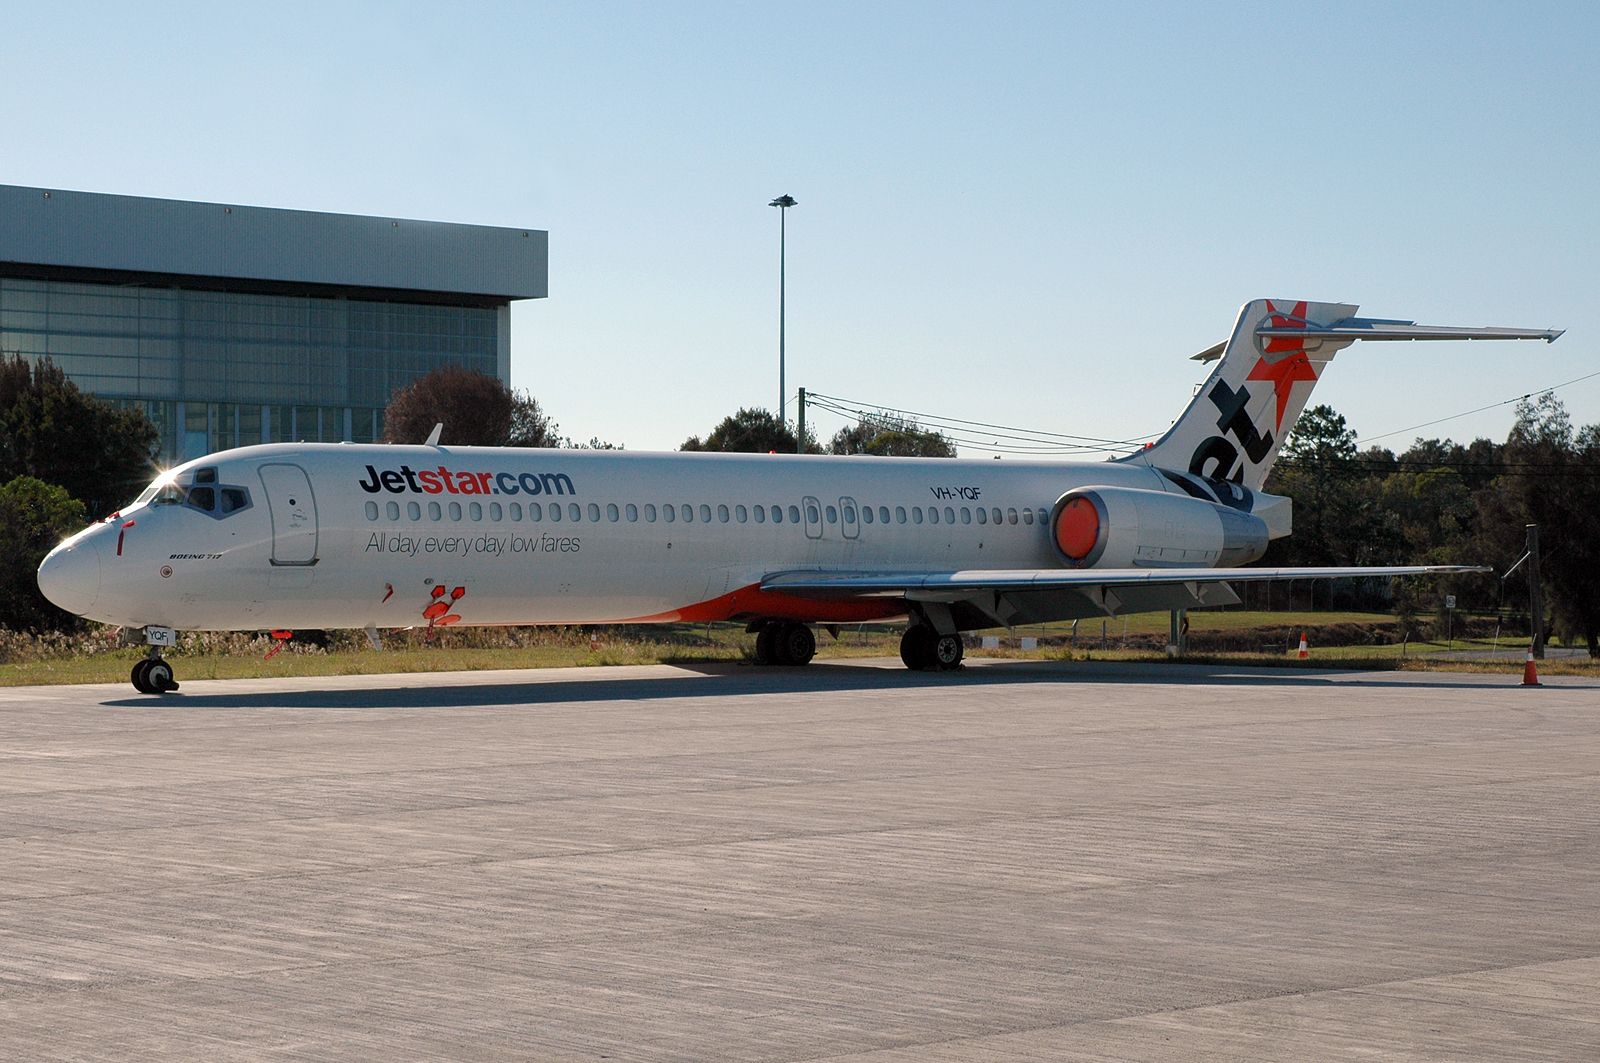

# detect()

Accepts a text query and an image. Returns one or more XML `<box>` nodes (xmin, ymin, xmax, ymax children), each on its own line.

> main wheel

<box><xmin>145</xmin><ymin>659</ymin><xmax>177</xmax><ymax>693</ymax></box>
<box><xmin>776</xmin><ymin>622</ymin><xmax>816</xmax><ymax>666</ymax></box>
<box><xmin>753</xmin><ymin>625</ymin><xmax>778</xmax><ymax>665</ymax></box>
<box><xmin>131</xmin><ymin>660</ymin><xmax>154</xmax><ymax>694</ymax></box>
<box><xmin>933</xmin><ymin>634</ymin><xmax>965</xmax><ymax>670</ymax></box>
<box><xmin>899</xmin><ymin>626</ymin><xmax>937</xmax><ymax>670</ymax></box>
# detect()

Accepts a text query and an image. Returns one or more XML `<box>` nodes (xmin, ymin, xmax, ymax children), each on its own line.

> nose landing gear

<box><xmin>131</xmin><ymin>654</ymin><xmax>179</xmax><ymax>694</ymax></box>
<box><xmin>130</xmin><ymin>626</ymin><xmax>180</xmax><ymax>694</ymax></box>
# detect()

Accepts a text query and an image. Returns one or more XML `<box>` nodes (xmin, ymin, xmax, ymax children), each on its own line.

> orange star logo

<box><xmin>1249</xmin><ymin>300</ymin><xmax>1320</xmax><ymax>431</ymax></box>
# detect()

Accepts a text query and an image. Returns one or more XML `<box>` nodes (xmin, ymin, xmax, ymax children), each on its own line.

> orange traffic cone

<box><xmin>1296</xmin><ymin>631</ymin><xmax>1309</xmax><ymax>659</ymax></box>
<box><xmin>1521</xmin><ymin>649</ymin><xmax>1542</xmax><ymax>687</ymax></box>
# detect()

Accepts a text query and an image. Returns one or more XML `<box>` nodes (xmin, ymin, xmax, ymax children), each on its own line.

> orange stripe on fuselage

<box><xmin>617</xmin><ymin>583</ymin><xmax>905</xmax><ymax>625</ymax></box>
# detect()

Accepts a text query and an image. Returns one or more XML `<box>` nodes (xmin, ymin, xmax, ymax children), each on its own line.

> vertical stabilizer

<box><xmin>1126</xmin><ymin>299</ymin><xmax>1358</xmax><ymax>490</ymax></box>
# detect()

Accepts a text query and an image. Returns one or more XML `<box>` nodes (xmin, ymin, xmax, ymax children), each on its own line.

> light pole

<box><xmin>769</xmin><ymin>194</ymin><xmax>797</xmax><ymax>426</ymax></box>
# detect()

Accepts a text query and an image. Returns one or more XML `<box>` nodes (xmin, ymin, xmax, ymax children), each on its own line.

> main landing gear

<box><xmin>900</xmin><ymin>624</ymin><xmax>964</xmax><ymax>671</ymax></box>
<box><xmin>130</xmin><ymin>625</ymin><xmax>179</xmax><ymax>694</ymax></box>
<box><xmin>751</xmin><ymin>620</ymin><xmax>817</xmax><ymax>666</ymax></box>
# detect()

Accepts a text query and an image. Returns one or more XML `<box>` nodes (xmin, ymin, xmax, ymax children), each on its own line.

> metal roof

<box><xmin>0</xmin><ymin>184</ymin><xmax>546</xmax><ymax>300</ymax></box>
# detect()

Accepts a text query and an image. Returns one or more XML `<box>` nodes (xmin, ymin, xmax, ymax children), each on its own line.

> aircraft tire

<box><xmin>754</xmin><ymin>625</ymin><xmax>778</xmax><ymax>665</ymax></box>
<box><xmin>131</xmin><ymin>660</ymin><xmax>154</xmax><ymax>694</ymax></box>
<box><xmin>146</xmin><ymin>659</ymin><xmax>177</xmax><ymax>693</ymax></box>
<box><xmin>777</xmin><ymin>622</ymin><xmax>816</xmax><ymax>666</ymax></box>
<box><xmin>933</xmin><ymin>634</ymin><xmax>964</xmax><ymax>670</ymax></box>
<box><xmin>899</xmin><ymin>626</ymin><xmax>937</xmax><ymax>670</ymax></box>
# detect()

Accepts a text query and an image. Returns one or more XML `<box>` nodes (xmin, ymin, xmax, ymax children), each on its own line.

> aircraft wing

<box><xmin>761</xmin><ymin>565</ymin><xmax>1489</xmax><ymax>627</ymax></box>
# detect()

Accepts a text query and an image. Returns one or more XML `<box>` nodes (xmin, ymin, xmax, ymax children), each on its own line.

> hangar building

<box><xmin>0</xmin><ymin>184</ymin><xmax>546</xmax><ymax>460</ymax></box>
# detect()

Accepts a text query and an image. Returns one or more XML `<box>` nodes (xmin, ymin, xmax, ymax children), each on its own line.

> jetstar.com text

<box><xmin>358</xmin><ymin>464</ymin><xmax>576</xmax><ymax>497</ymax></box>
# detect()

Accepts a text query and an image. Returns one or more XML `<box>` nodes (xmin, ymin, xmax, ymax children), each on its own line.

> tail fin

<box><xmin>1125</xmin><ymin>298</ymin><xmax>1563</xmax><ymax>491</ymax></box>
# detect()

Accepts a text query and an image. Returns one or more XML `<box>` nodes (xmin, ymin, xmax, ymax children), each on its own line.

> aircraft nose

<box><xmin>37</xmin><ymin>534</ymin><xmax>102</xmax><ymax>617</ymax></box>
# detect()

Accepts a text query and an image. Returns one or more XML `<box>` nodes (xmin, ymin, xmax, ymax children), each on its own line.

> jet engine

<box><xmin>1049</xmin><ymin>485</ymin><xmax>1269</xmax><ymax>568</ymax></box>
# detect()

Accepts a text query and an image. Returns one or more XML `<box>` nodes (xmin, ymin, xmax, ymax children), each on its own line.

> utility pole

<box><xmin>796</xmin><ymin>387</ymin><xmax>807</xmax><ymax>454</ymax></box>
<box><xmin>1527</xmin><ymin>523</ymin><xmax>1546</xmax><ymax>659</ymax></box>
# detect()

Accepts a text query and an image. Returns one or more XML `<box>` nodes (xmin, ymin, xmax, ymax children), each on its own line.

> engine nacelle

<box><xmin>1050</xmin><ymin>485</ymin><xmax>1269</xmax><ymax>568</ymax></box>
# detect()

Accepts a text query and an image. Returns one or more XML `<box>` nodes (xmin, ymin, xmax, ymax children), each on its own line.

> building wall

<box><xmin>0</xmin><ymin>276</ymin><xmax>500</xmax><ymax>459</ymax></box>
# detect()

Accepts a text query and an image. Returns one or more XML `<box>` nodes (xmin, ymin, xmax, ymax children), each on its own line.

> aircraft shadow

<box><xmin>97</xmin><ymin>658</ymin><xmax>1590</xmax><ymax>710</ymax></box>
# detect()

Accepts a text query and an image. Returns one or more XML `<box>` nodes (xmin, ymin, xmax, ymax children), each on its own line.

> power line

<box><xmin>1361</xmin><ymin>367</ymin><xmax>1600</xmax><ymax>444</ymax></box>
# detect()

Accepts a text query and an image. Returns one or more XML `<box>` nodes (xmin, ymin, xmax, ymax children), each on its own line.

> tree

<box><xmin>1486</xmin><ymin>394</ymin><xmax>1600</xmax><ymax>656</ymax></box>
<box><xmin>383</xmin><ymin>367</ymin><xmax>599</xmax><ymax>450</ymax></box>
<box><xmin>382</xmin><ymin>366</ymin><xmax>515</xmax><ymax>446</ymax></box>
<box><xmin>0</xmin><ymin>476</ymin><xmax>88</xmax><ymax>631</ymax></box>
<box><xmin>681</xmin><ymin>408</ymin><xmax>818</xmax><ymax>453</ymax></box>
<box><xmin>828</xmin><ymin>415</ymin><xmax>956</xmax><ymax>457</ymax></box>
<box><xmin>0</xmin><ymin>354</ymin><xmax>158</xmax><ymax>513</ymax></box>
<box><xmin>508</xmin><ymin>391</ymin><xmax>561</xmax><ymax>448</ymax></box>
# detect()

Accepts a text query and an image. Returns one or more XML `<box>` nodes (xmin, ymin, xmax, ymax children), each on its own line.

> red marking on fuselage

<box><xmin>617</xmin><ymin>583</ymin><xmax>905</xmax><ymax>625</ymax></box>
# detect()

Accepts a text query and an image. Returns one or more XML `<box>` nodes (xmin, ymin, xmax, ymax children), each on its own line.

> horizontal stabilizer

<box><xmin>1259</xmin><ymin>318</ymin><xmax>1564</xmax><ymax>344</ymax></box>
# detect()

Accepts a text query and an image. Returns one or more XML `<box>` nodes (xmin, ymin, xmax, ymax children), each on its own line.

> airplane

<box><xmin>37</xmin><ymin>298</ymin><xmax>1563</xmax><ymax>694</ymax></box>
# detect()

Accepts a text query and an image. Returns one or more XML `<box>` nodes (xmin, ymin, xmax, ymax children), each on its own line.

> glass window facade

<box><xmin>0</xmin><ymin>277</ymin><xmax>501</xmax><ymax>460</ymax></box>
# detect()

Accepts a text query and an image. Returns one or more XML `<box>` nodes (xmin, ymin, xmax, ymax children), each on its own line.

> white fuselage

<box><xmin>47</xmin><ymin>443</ymin><xmax>1221</xmax><ymax>632</ymax></box>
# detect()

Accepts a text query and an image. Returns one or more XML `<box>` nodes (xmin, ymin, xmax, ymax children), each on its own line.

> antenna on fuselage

<box><xmin>424</xmin><ymin>423</ymin><xmax>444</xmax><ymax>447</ymax></box>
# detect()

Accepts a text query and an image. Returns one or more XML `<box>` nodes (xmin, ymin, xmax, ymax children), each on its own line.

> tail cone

<box><xmin>1521</xmin><ymin>649</ymin><xmax>1542</xmax><ymax>687</ymax></box>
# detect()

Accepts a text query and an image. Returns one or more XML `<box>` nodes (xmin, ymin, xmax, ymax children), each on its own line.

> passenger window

<box><xmin>787</xmin><ymin>505</ymin><xmax>800</xmax><ymax>523</ymax></box>
<box><xmin>365</xmin><ymin>501</ymin><xmax>379</xmax><ymax>521</ymax></box>
<box><xmin>187</xmin><ymin>486</ymin><xmax>216</xmax><ymax>512</ymax></box>
<box><xmin>928</xmin><ymin>507</ymin><xmax>939</xmax><ymax>525</ymax></box>
<box><xmin>861</xmin><ymin>506</ymin><xmax>873</xmax><ymax>524</ymax></box>
<box><xmin>976</xmin><ymin>507</ymin><xmax>987</xmax><ymax>524</ymax></box>
<box><xmin>807</xmin><ymin>504</ymin><xmax>821</xmax><ymax>524</ymax></box>
<box><xmin>588</xmin><ymin>503</ymin><xmax>601</xmax><ymax>522</ymax></box>
<box><xmin>449</xmin><ymin>502</ymin><xmax>462</xmax><ymax>521</ymax></box>
<box><xmin>528</xmin><ymin>502</ymin><xmax>542</xmax><ymax>520</ymax></box>
<box><xmin>469</xmin><ymin>502</ymin><xmax>482</xmax><ymax>521</ymax></box>
<box><xmin>1007</xmin><ymin>507</ymin><xmax>1018</xmax><ymax>525</ymax></box>
<box><xmin>699</xmin><ymin>504</ymin><xmax>712</xmax><ymax>523</ymax></box>
<box><xmin>509</xmin><ymin>502</ymin><xmax>521</xmax><ymax>520</ymax></box>
<box><xmin>681</xmin><ymin>504</ymin><xmax>693</xmax><ymax>523</ymax></box>
<box><xmin>945</xmin><ymin>506</ymin><xmax>955</xmax><ymax>524</ymax></box>
<box><xmin>717</xmin><ymin>504</ymin><xmax>729</xmax><ymax>523</ymax></box>
<box><xmin>428</xmin><ymin>501</ymin><xmax>442</xmax><ymax>520</ymax></box>
<box><xmin>754</xmin><ymin>505</ymin><xmax>766</xmax><ymax>524</ymax></box>
<box><xmin>664</xmin><ymin>505</ymin><xmax>675</xmax><ymax>523</ymax></box>
<box><xmin>824</xmin><ymin>505</ymin><xmax>837</xmax><ymax>523</ymax></box>
<box><xmin>735</xmin><ymin>504</ymin><xmax>747</xmax><ymax>523</ymax></box>
<box><xmin>490</xmin><ymin>502</ymin><xmax>503</xmax><ymax>521</ymax></box>
<box><xmin>549</xmin><ymin>504</ymin><xmax>562</xmax><ymax>522</ymax></box>
<box><xmin>644</xmin><ymin>503</ymin><xmax>656</xmax><ymax>522</ymax></box>
<box><xmin>220</xmin><ymin>487</ymin><xmax>250</xmax><ymax>514</ymax></box>
<box><xmin>569</xmin><ymin>503</ymin><xmax>580</xmax><ymax>521</ymax></box>
<box><xmin>844</xmin><ymin>504</ymin><xmax>856</xmax><ymax>524</ymax></box>
<box><xmin>992</xmin><ymin>508</ymin><xmax>1003</xmax><ymax>525</ymax></box>
<box><xmin>961</xmin><ymin>507</ymin><xmax>972</xmax><ymax>524</ymax></box>
<box><xmin>771</xmin><ymin>505</ymin><xmax>783</xmax><ymax>523</ymax></box>
<box><xmin>879</xmin><ymin>506</ymin><xmax>890</xmax><ymax>524</ymax></box>
<box><xmin>408</xmin><ymin>501</ymin><xmax>422</xmax><ymax>520</ymax></box>
<box><xmin>607</xmin><ymin>503</ymin><xmax>619</xmax><ymax>522</ymax></box>
<box><xmin>1023</xmin><ymin>509</ymin><xmax>1034</xmax><ymax>525</ymax></box>
<box><xmin>387</xmin><ymin>501</ymin><xmax>401</xmax><ymax>520</ymax></box>
<box><xmin>626</xmin><ymin>503</ymin><xmax>638</xmax><ymax>522</ymax></box>
<box><xmin>912</xmin><ymin>507</ymin><xmax>924</xmax><ymax>525</ymax></box>
<box><xmin>895</xmin><ymin>506</ymin><xmax>907</xmax><ymax>523</ymax></box>
<box><xmin>1038</xmin><ymin>508</ymin><xmax>1049</xmax><ymax>525</ymax></box>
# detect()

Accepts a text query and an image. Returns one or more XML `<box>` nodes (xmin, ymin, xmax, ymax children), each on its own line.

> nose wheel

<box><xmin>131</xmin><ymin>656</ymin><xmax>179</xmax><ymax>694</ymax></box>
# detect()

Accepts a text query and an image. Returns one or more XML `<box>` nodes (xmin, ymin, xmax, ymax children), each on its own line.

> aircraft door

<box><xmin>839</xmin><ymin>496</ymin><xmax>860</xmax><ymax>540</ymax></box>
<box><xmin>258</xmin><ymin>463</ymin><xmax>319</xmax><ymax>565</ymax></box>
<box><xmin>802</xmin><ymin>495</ymin><xmax>823</xmax><ymax>540</ymax></box>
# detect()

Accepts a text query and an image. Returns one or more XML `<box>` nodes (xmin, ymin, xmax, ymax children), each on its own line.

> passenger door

<box><xmin>258</xmin><ymin>463</ymin><xmax>319</xmax><ymax>566</ymax></box>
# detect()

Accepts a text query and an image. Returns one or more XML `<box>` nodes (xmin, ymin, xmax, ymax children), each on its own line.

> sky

<box><xmin>4</xmin><ymin>1</ymin><xmax>1596</xmax><ymax>456</ymax></box>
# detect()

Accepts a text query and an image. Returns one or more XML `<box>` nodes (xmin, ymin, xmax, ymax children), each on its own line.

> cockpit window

<box><xmin>220</xmin><ymin>487</ymin><xmax>250</xmax><ymax>514</ymax></box>
<box><xmin>193</xmin><ymin>467</ymin><xmax>218</xmax><ymax>484</ymax></box>
<box><xmin>187</xmin><ymin>486</ymin><xmax>217</xmax><ymax>512</ymax></box>
<box><xmin>141</xmin><ymin>468</ymin><xmax>252</xmax><ymax>519</ymax></box>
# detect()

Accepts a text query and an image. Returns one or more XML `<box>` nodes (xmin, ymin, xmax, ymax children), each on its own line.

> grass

<box><xmin>0</xmin><ymin>611</ymin><xmax>1590</xmax><ymax>687</ymax></box>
